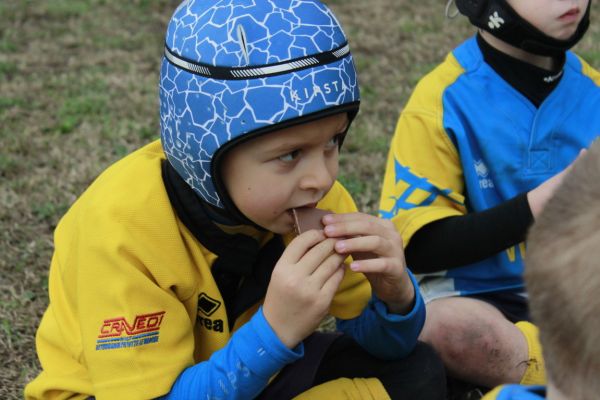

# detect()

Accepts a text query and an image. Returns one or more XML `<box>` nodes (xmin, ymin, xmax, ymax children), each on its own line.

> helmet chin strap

<box><xmin>454</xmin><ymin>0</ymin><xmax>591</xmax><ymax>57</ymax></box>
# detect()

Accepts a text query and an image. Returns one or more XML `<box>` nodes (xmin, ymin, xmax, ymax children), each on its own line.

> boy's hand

<box><xmin>528</xmin><ymin>149</ymin><xmax>586</xmax><ymax>219</ymax></box>
<box><xmin>322</xmin><ymin>212</ymin><xmax>415</xmax><ymax>315</ymax></box>
<box><xmin>262</xmin><ymin>230</ymin><xmax>345</xmax><ymax>349</ymax></box>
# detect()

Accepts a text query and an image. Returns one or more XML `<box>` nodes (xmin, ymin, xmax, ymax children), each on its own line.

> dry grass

<box><xmin>1</xmin><ymin>0</ymin><xmax>598</xmax><ymax>398</ymax></box>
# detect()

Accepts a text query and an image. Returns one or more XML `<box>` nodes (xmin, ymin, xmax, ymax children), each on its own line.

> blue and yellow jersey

<box><xmin>482</xmin><ymin>385</ymin><xmax>546</xmax><ymax>400</ymax></box>
<box><xmin>379</xmin><ymin>36</ymin><xmax>600</xmax><ymax>301</ymax></box>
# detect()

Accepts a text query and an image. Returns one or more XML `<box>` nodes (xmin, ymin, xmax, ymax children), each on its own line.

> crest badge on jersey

<box><xmin>475</xmin><ymin>159</ymin><xmax>495</xmax><ymax>189</ymax></box>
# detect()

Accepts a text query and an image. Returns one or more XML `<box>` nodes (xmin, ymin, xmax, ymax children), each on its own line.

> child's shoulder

<box><xmin>404</xmin><ymin>38</ymin><xmax>477</xmax><ymax>110</ymax></box>
<box><xmin>419</xmin><ymin>52</ymin><xmax>465</xmax><ymax>89</ymax></box>
<box><xmin>568</xmin><ymin>52</ymin><xmax>600</xmax><ymax>87</ymax></box>
<box><xmin>63</xmin><ymin>140</ymin><xmax>169</xmax><ymax>228</ymax></box>
<box><xmin>82</xmin><ymin>140</ymin><xmax>164</xmax><ymax>200</ymax></box>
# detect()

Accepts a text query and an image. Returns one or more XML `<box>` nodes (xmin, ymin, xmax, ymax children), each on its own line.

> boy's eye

<box><xmin>326</xmin><ymin>134</ymin><xmax>344</xmax><ymax>149</ymax></box>
<box><xmin>278</xmin><ymin>149</ymin><xmax>300</xmax><ymax>162</ymax></box>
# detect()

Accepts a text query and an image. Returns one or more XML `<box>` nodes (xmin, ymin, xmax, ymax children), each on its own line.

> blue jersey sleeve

<box><xmin>160</xmin><ymin>307</ymin><xmax>303</xmax><ymax>400</ymax></box>
<box><xmin>336</xmin><ymin>270</ymin><xmax>425</xmax><ymax>360</ymax></box>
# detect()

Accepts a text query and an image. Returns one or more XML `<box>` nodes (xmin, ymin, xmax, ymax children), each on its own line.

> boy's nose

<box><xmin>299</xmin><ymin>157</ymin><xmax>336</xmax><ymax>192</ymax></box>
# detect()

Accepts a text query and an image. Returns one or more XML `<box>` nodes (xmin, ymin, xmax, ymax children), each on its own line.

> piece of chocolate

<box><xmin>292</xmin><ymin>208</ymin><xmax>377</xmax><ymax>261</ymax></box>
<box><xmin>292</xmin><ymin>207</ymin><xmax>330</xmax><ymax>235</ymax></box>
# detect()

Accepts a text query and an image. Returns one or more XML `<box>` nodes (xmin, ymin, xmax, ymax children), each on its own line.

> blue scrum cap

<box><xmin>159</xmin><ymin>0</ymin><xmax>360</xmax><ymax>209</ymax></box>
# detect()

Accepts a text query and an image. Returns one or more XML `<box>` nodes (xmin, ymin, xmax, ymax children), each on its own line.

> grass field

<box><xmin>1</xmin><ymin>1</ymin><xmax>598</xmax><ymax>398</ymax></box>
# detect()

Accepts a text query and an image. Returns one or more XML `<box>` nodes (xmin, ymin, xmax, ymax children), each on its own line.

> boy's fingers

<box><xmin>333</xmin><ymin>236</ymin><xmax>383</xmax><ymax>262</ymax></box>
<box><xmin>319</xmin><ymin>266</ymin><xmax>346</xmax><ymax>299</ymax></box>
<box><xmin>309</xmin><ymin>251</ymin><xmax>346</xmax><ymax>286</ymax></box>
<box><xmin>297</xmin><ymin>237</ymin><xmax>338</xmax><ymax>273</ymax></box>
<box><xmin>324</xmin><ymin>211</ymin><xmax>362</xmax><ymax>220</ymax></box>
<box><xmin>334</xmin><ymin>235</ymin><xmax>390</xmax><ymax>255</ymax></box>
<box><xmin>324</xmin><ymin>220</ymin><xmax>370</xmax><ymax>238</ymax></box>
<box><xmin>323</xmin><ymin>214</ymin><xmax>395</xmax><ymax>239</ymax></box>
<box><xmin>350</xmin><ymin>257</ymin><xmax>399</xmax><ymax>275</ymax></box>
<box><xmin>322</xmin><ymin>212</ymin><xmax>363</xmax><ymax>227</ymax></box>
<box><xmin>282</xmin><ymin>229</ymin><xmax>327</xmax><ymax>263</ymax></box>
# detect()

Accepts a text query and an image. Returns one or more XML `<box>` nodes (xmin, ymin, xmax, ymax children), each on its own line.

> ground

<box><xmin>1</xmin><ymin>1</ymin><xmax>598</xmax><ymax>398</ymax></box>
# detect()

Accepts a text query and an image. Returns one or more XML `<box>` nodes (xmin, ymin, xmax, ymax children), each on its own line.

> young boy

<box><xmin>379</xmin><ymin>0</ymin><xmax>599</xmax><ymax>391</ymax></box>
<box><xmin>25</xmin><ymin>1</ymin><xmax>446</xmax><ymax>399</ymax></box>
<box><xmin>482</xmin><ymin>140</ymin><xmax>600</xmax><ymax>399</ymax></box>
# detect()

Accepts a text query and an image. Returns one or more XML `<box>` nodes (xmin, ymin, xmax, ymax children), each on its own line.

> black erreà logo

<box><xmin>197</xmin><ymin>293</ymin><xmax>224</xmax><ymax>333</ymax></box>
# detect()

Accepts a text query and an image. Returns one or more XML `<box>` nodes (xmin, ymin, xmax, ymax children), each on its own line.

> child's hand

<box><xmin>322</xmin><ymin>212</ymin><xmax>415</xmax><ymax>315</ymax></box>
<box><xmin>528</xmin><ymin>149</ymin><xmax>586</xmax><ymax>219</ymax></box>
<box><xmin>262</xmin><ymin>230</ymin><xmax>345</xmax><ymax>349</ymax></box>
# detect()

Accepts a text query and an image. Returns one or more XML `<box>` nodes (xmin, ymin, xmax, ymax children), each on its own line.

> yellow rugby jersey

<box><xmin>25</xmin><ymin>140</ymin><xmax>371</xmax><ymax>400</ymax></box>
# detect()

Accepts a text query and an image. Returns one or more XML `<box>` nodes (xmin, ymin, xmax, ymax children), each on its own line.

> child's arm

<box><xmin>322</xmin><ymin>212</ymin><xmax>426</xmax><ymax>359</ymax></box>
<box><xmin>406</xmin><ymin>193</ymin><xmax>532</xmax><ymax>272</ymax></box>
<box><xmin>160</xmin><ymin>308</ymin><xmax>302</xmax><ymax>399</ymax></box>
<box><xmin>406</xmin><ymin>151</ymin><xmax>584</xmax><ymax>272</ymax></box>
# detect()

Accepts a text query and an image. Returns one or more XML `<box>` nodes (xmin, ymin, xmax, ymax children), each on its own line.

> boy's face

<box><xmin>506</xmin><ymin>0</ymin><xmax>589</xmax><ymax>40</ymax></box>
<box><xmin>222</xmin><ymin>113</ymin><xmax>349</xmax><ymax>234</ymax></box>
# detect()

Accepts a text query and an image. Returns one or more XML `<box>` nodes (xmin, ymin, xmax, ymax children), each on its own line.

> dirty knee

<box><xmin>430</xmin><ymin>323</ymin><xmax>503</xmax><ymax>365</ymax></box>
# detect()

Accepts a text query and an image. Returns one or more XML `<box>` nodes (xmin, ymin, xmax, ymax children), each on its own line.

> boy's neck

<box><xmin>479</xmin><ymin>30</ymin><xmax>557</xmax><ymax>71</ymax></box>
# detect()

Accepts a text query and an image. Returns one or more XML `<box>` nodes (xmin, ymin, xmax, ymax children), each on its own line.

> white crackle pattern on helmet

<box><xmin>159</xmin><ymin>0</ymin><xmax>360</xmax><ymax>208</ymax></box>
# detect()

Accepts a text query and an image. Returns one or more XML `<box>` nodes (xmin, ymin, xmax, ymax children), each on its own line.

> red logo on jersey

<box><xmin>98</xmin><ymin>311</ymin><xmax>165</xmax><ymax>338</ymax></box>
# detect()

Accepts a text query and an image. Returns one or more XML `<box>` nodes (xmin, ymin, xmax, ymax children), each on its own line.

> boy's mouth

<box><xmin>559</xmin><ymin>7</ymin><xmax>580</xmax><ymax>21</ymax></box>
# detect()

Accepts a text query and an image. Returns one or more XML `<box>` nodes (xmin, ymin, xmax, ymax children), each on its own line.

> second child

<box><xmin>379</xmin><ymin>0</ymin><xmax>599</xmax><ymax>391</ymax></box>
